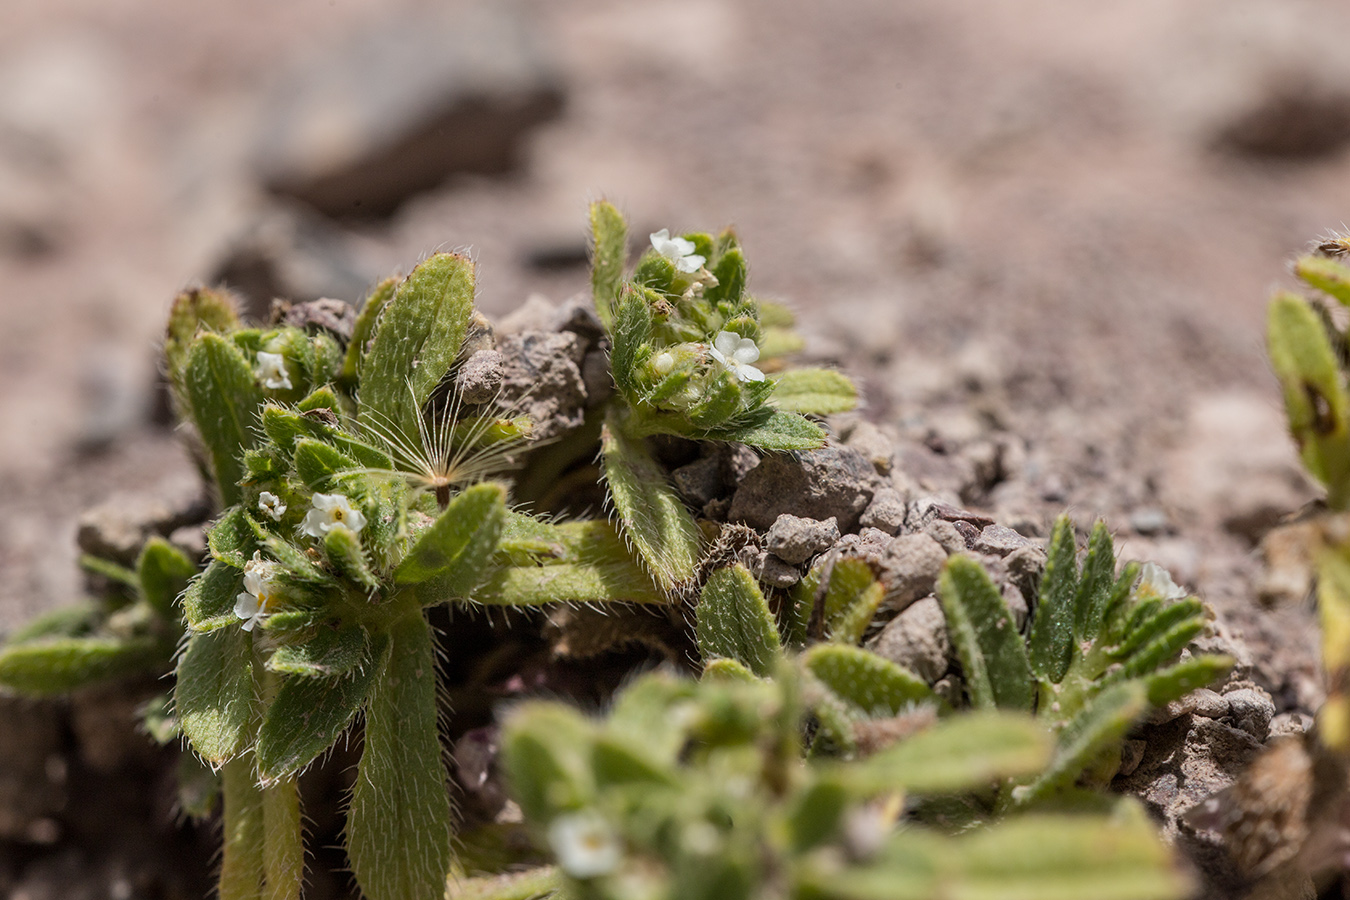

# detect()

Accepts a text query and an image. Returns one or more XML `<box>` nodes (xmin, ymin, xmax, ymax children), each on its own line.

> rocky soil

<box><xmin>4</xmin><ymin>0</ymin><xmax>1350</xmax><ymax>897</ymax></box>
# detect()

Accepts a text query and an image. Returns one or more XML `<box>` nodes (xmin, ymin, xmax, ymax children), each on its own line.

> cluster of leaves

<box><xmin>465</xmin><ymin>666</ymin><xmax>1189</xmax><ymax>900</ymax></box>
<box><xmin>693</xmin><ymin>517</ymin><xmax>1231</xmax><ymax>818</ymax></box>
<box><xmin>589</xmin><ymin>202</ymin><xmax>856</xmax><ymax>590</ymax></box>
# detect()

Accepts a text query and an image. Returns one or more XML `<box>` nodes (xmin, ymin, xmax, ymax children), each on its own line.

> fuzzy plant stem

<box><xmin>219</xmin><ymin>756</ymin><xmax>265</xmax><ymax>900</ymax></box>
<box><xmin>263</xmin><ymin>776</ymin><xmax>303</xmax><ymax>900</ymax></box>
<box><xmin>347</xmin><ymin>609</ymin><xmax>454</xmax><ymax>900</ymax></box>
<box><xmin>259</xmin><ymin>665</ymin><xmax>304</xmax><ymax>900</ymax></box>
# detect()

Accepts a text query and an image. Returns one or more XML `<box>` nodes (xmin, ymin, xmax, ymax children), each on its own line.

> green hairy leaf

<box><xmin>136</xmin><ymin>537</ymin><xmax>197</xmax><ymax>619</ymax></box>
<box><xmin>176</xmin><ymin>627</ymin><xmax>255</xmax><ymax>763</ymax></box>
<box><xmin>1268</xmin><ymin>291</ymin><xmax>1350</xmax><ymax>506</ymax></box>
<box><xmin>395</xmin><ymin>483</ymin><xmax>506</xmax><ymax>589</ymax></box>
<box><xmin>938</xmin><ymin>556</ymin><xmax>1035</xmax><ymax>711</ymax></box>
<box><xmin>771</xmin><ymin>368</ymin><xmax>859</xmax><ymax>415</ymax></box>
<box><xmin>256</xmin><ymin>632</ymin><xmax>389</xmax><ymax>780</ymax></box>
<box><xmin>185</xmin><ymin>333</ymin><xmax>266</xmax><ymax>507</ymax></box>
<box><xmin>1028</xmin><ymin>517</ymin><xmax>1077</xmax><ymax>684</ymax></box>
<box><xmin>844</xmin><ymin>711</ymin><xmax>1050</xmax><ymax>795</ymax></box>
<box><xmin>696</xmin><ymin>564</ymin><xmax>782</xmax><ymax>677</ymax></box>
<box><xmin>343</xmin><ymin>275</ymin><xmax>397</xmax><ymax>386</ymax></box>
<box><xmin>0</xmin><ymin>636</ymin><xmax>167</xmax><ymax>695</ymax></box>
<box><xmin>821</xmin><ymin>558</ymin><xmax>886</xmax><ymax>645</ymax></box>
<box><xmin>1296</xmin><ymin>254</ymin><xmax>1350</xmax><ymax>307</ymax></box>
<box><xmin>358</xmin><ymin>252</ymin><xmax>476</xmax><ymax>450</ymax></box>
<box><xmin>183</xmin><ymin>561</ymin><xmax>246</xmax><ymax>633</ymax></box>
<box><xmin>590</xmin><ymin>200</ymin><xmax>628</xmax><ymax>329</ymax></box>
<box><xmin>803</xmin><ymin>644</ymin><xmax>934</xmax><ymax>719</ymax></box>
<box><xmin>1013</xmin><ymin>681</ymin><xmax>1148</xmax><ymax>808</ymax></box>
<box><xmin>601</xmin><ymin>411</ymin><xmax>700</xmax><ymax>591</ymax></box>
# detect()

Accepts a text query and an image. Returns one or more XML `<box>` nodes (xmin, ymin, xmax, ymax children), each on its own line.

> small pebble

<box><xmin>766</xmin><ymin>514</ymin><xmax>840</xmax><ymax>565</ymax></box>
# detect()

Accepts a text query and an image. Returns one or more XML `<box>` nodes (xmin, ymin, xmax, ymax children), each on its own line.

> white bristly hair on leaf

<box><xmin>357</xmin><ymin>376</ymin><xmax>538</xmax><ymax>509</ymax></box>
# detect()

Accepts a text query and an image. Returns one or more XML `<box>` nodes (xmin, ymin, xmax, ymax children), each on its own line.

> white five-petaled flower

<box><xmin>1137</xmin><ymin>561</ymin><xmax>1188</xmax><ymax>602</ymax></box>
<box><xmin>548</xmin><ymin>811</ymin><xmax>621</xmax><ymax>879</ymax></box>
<box><xmin>649</xmin><ymin>228</ymin><xmax>706</xmax><ymax>274</ymax></box>
<box><xmin>708</xmin><ymin>331</ymin><xmax>765</xmax><ymax>383</ymax></box>
<box><xmin>258</xmin><ymin>491</ymin><xmax>286</xmax><ymax>521</ymax></box>
<box><xmin>301</xmin><ymin>493</ymin><xmax>367</xmax><ymax>538</ymax></box>
<box><xmin>256</xmin><ymin>351</ymin><xmax>293</xmax><ymax>391</ymax></box>
<box><xmin>234</xmin><ymin>553</ymin><xmax>280</xmax><ymax>632</ymax></box>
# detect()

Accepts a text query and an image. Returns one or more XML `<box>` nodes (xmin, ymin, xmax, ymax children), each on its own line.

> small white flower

<box><xmin>708</xmin><ymin>331</ymin><xmax>765</xmax><ymax>383</ymax></box>
<box><xmin>301</xmin><ymin>493</ymin><xmax>367</xmax><ymax>538</ymax></box>
<box><xmin>256</xmin><ymin>351</ymin><xmax>292</xmax><ymax>391</ymax></box>
<box><xmin>1137</xmin><ymin>561</ymin><xmax>1188</xmax><ymax>601</ymax></box>
<box><xmin>649</xmin><ymin>228</ymin><xmax>706</xmax><ymax>274</ymax></box>
<box><xmin>234</xmin><ymin>553</ymin><xmax>281</xmax><ymax>632</ymax></box>
<box><xmin>548</xmin><ymin>811</ymin><xmax>621</xmax><ymax>879</ymax></box>
<box><xmin>258</xmin><ymin>491</ymin><xmax>286</xmax><ymax>521</ymax></box>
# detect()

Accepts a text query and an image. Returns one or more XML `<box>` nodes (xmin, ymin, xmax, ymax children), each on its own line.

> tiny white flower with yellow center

<box><xmin>301</xmin><ymin>493</ymin><xmax>367</xmax><ymax>538</ymax></box>
<box><xmin>649</xmin><ymin>228</ymin><xmax>706</xmax><ymax>274</ymax></box>
<box><xmin>548</xmin><ymin>811</ymin><xmax>621</xmax><ymax>879</ymax></box>
<box><xmin>258</xmin><ymin>491</ymin><xmax>286</xmax><ymax>521</ymax></box>
<box><xmin>234</xmin><ymin>553</ymin><xmax>281</xmax><ymax>632</ymax></box>
<box><xmin>256</xmin><ymin>351</ymin><xmax>292</xmax><ymax>391</ymax></box>
<box><xmin>1137</xmin><ymin>561</ymin><xmax>1187</xmax><ymax>601</ymax></box>
<box><xmin>708</xmin><ymin>331</ymin><xmax>765</xmax><ymax>383</ymax></box>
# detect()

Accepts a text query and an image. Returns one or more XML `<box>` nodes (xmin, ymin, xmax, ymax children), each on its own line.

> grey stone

<box><xmin>456</xmin><ymin>349</ymin><xmax>504</xmax><ymax>404</ymax></box>
<box><xmin>1269</xmin><ymin>711</ymin><xmax>1313</xmax><ymax>738</ymax></box>
<box><xmin>495</xmin><ymin>331</ymin><xmax>587</xmax><ymax>441</ymax></box>
<box><xmin>548</xmin><ymin>297</ymin><xmax>605</xmax><ymax>342</ymax></box>
<box><xmin>253</xmin><ymin>6</ymin><xmax>564</xmax><ymax>217</ymax></box>
<box><xmin>845</xmin><ymin>420</ymin><xmax>895</xmax><ymax>475</ymax></box>
<box><xmin>278</xmin><ymin>297</ymin><xmax>356</xmax><ymax>341</ymax></box>
<box><xmin>1213</xmin><ymin>75</ymin><xmax>1350</xmax><ymax>160</ymax></box>
<box><xmin>1151</xmin><ymin>688</ymin><xmax>1229</xmax><ymax>724</ymax></box>
<box><xmin>1119</xmin><ymin>739</ymin><xmax>1147</xmax><ymax>778</ymax></box>
<box><xmin>496</xmin><ymin>294</ymin><xmax>557</xmax><ymax>335</ymax></box>
<box><xmin>208</xmin><ymin>202</ymin><xmax>380</xmax><ymax>319</ymax></box>
<box><xmin>671</xmin><ymin>457</ymin><xmax>724</xmax><ymax>509</ymax></box>
<box><xmin>1115</xmin><ymin>715</ymin><xmax>1263</xmax><ymax>841</ymax></box>
<box><xmin>728</xmin><ymin>444</ymin><xmax>877</xmax><ymax>532</ymax></box>
<box><xmin>923</xmin><ymin>519</ymin><xmax>966</xmax><ymax>556</ymax></box>
<box><xmin>766</xmin><ymin>515</ymin><xmax>840</xmax><ymax>565</ymax></box>
<box><xmin>1004</xmin><ymin>544</ymin><xmax>1047</xmax><ymax>608</ymax></box>
<box><xmin>859</xmin><ymin>487</ymin><xmax>907</xmax><ymax>535</ymax></box>
<box><xmin>972</xmin><ymin>523</ymin><xmax>1032</xmax><ymax>557</ymax></box>
<box><xmin>718</xmin><ymin>443</ymin><xmax>761</xmax><ymax>486</ymax></box>
<box><xmin>1223</xmin><ymin>686</ymin><xmax>1275</xmax><ymax>741</ymax></box>
<box><xmin>866</xmin><ymin>596</ymin><xmax>950</xmax><ymax>684</ymax></box>
<box><xmin>77</xmin><ymin>481</ymin><xmax>210</xmax><ymax>566</ymax></box>
<box><xmin>746</xmin><ymin>549</ymin><xmax>802</xmax><ymax>589</ymax></box>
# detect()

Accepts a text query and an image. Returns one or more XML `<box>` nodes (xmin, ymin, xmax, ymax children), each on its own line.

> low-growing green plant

<box><xmin>695</xmin><ymin>517</ymin><xmax>1232</xmax><ymax>813</ymax></box>
<box><xmin>588</xmin><ymin>203</ymin><xmax>856</xmax><ymax>590</ymax></box>
<box><xmin>936</xmin><ymin>517</ymin><xmax>1231</xmax><ymax>809</ymax></box>
<box><xmin>0</xmin><ymin>201</ymin><xmax>1225</xmax><ymax>900</ymax></box>
<box><xmin>473</xmin><ymin>666</ymin><xmax>1190</xmax><ymax>900</ymax></box>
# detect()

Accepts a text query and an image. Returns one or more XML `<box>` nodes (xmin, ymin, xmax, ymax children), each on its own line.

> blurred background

<box><xmin>3</xmin><ymin>0</ymin><xmax>1350</xmax><ymax>893</ymax></box>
